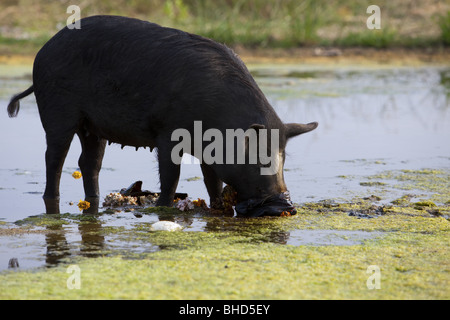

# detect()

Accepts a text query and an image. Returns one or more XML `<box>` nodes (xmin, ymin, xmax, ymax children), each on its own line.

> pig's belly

<box><xmin>83</xmin><ymin>113</ymin><xmax>158</xmax><ymax>149</ymax></box>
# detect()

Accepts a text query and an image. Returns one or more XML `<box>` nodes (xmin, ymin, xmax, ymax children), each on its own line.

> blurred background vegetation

<box><xmin>0</xmin><ymin>0</ymin><xmax>448</xmax><ymax>55</ymax></box>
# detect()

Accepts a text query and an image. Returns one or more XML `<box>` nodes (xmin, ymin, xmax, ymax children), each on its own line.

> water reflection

<box><xmin>37</xmin><ymin>210</ymin><xmax>383</xmax><ymax>269</ymax></box>
<box><xmin>77</xmin><ymin>218</ymin><xmax>106</xmax><ymax>258</ymax></box>
<box><xmin>2</xmin><ymin>210</ymin><xmax>296</xmax><ymax>270</ymax></box>
<box><xmin>44</xmin><ymin>227</ymin><xmax>70</xmax><ymax>266</ymax></box>
<box><xmin>42</xmin><ymin>215</ymin><xmax>106</xmax><ymax>267</ymax></box>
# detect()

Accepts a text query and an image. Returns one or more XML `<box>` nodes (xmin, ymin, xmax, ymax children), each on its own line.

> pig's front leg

<box><xmin>200</xmin><ymin>163</ymin><xmax>224</xmax><ymax>209</ymax></box>
<box><xmin>156</xmin><ymin>143</ymin><xmax>181</xmax><ymax>207</ymax></box>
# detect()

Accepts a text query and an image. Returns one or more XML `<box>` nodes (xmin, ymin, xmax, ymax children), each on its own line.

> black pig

<box><xmin>8</xmin><ymin>16</ymin><xmax>317</xmax><ymax>216</ymax></box>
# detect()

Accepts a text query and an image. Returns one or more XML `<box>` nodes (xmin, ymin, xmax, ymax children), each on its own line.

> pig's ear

<box><xmin>249</xmin><ymin>124</ymin><xmax>265</xmax><ymax>130</ymax></box>
<box><xmin>285</xmin><ymin>122</ymin><xmax>318</xmax><ymax>139</ymax></box>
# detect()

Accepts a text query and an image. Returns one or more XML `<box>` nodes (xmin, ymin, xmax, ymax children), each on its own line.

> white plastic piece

<box><xmin>150</xmin><ymin>221</ymin><xmax>183</xmax><ymax>232</ymax></box>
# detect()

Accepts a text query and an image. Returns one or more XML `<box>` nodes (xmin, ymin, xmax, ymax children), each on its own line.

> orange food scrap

<box><xmin>280</xmin><ymin>211</ymin><xmax>291</xmax><ymax>217</ymax></box>
<box><xmin>193</xmin><ymin>198</ymin><xmax>207</xmax><ymax>208</ymax></box>
<box><xmin>72</xmin><ymin>171</ymin><xmax>82</xmax><ymax>179</ymax></box>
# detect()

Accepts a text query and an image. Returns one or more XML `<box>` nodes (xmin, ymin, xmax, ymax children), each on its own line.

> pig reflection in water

<box><xmin>7</xmin><ymin>15</ymin><xmax>317</xmax><ymax>217</ymax></box>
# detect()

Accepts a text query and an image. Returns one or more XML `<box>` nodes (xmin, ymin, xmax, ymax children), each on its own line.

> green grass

<box><xmin>334</xmin><ymin>28</ymin><xmax>397</xmax><ymax>48</ymax></box>
<box><xmin>0</xmin><ymin>35</ymin><xmax>49</xmax><ymax>55</ymax></box>
<box><xmin>439</xmin><ymin>11</ymin><xmax>450</xmax><ymax>46</ymax></box>
<box><xmin>0</xmin><ymin>0</ymin><xmax>448</xmax><ymax>54</ymax></box>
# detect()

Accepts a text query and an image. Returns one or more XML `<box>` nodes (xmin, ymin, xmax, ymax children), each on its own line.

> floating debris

<box><xmin>72</xmin><ymin>171</ymin><xmax>82</xmax><ymax>179</ymax></box>
<box><xmin>193</xmin><ymin>198</ymin><xmax>208</xmax><ymax>209</ymax></box>
<box><xmin>348</xmin><ymin>205</ymin><xmax>385</xmax><ymax>219</ymax></box>
<box><xmin>120</xmin><ymin>181</ymin><xmax>144</xmax><ymax>197</ymax></box>
<box><xmin>363</xmin><ymin>195</ymin><xmax>382</xmax><ymax>202</ymax></box>
<box><xmin>176</xmin><ymin>198</ymin><xmax>194</xmax><ymax>211</ymax></box>
<box><xmin>150</xmin><ymin>221</ymin><xmax>183</xmax><ymax>231</ymax></box>
<box><xmin>186</xmin><ymin>176</ymin><xmax>201</xmax><ymax>182</ymax></box>
<box><xmin>77</xmin><ymin>200</ymin><xmax>90</xmax><ymax>211</ymax></box>
<box><xmin>360</xmin><ymin>181</ymin><xmax>386</xmax><ymax>187</ymax></box>
<box><xmin>100</xmin><ymin>181</ymin><xmax>240</xmax><ymax>215</ymax></box>
<box><xmin>119</xmin><ymin>181</ymin><xmax>188</xmax><ymax>200</ymax></box>
<box><xmin>8</xmin><ymin>258</ymin><xmax>19</xmax><ymax>269</ymax></box>
<box><xmin>103</xmin><ymin>193</ymin><xmax>138</xmax><ymax>207</ymax></box>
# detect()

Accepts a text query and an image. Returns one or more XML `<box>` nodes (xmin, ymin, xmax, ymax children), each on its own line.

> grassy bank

<box><xmin>0</xmin><ymin>0</ymin><xmax>449</xmax><ymax>55</ymax></box>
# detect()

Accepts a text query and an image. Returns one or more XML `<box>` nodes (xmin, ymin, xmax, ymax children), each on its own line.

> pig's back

<box><xmin>32</xmin><ymin>15</ymin><xmax>277</xmax><ymax>144</ymax></box>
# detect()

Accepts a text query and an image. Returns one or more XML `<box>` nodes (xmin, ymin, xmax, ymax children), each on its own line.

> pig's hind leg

<box><xmin>41</xmin><ymin>121</ymin><xmax>77</xmax><ymax>214</ymax></box>
<box><xmin>77</xmin><ymin>128</ymin><xmax>107</xmax><ymax>213</ymax></box>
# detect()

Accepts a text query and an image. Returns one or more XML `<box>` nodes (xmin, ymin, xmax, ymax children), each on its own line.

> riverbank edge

<box><xmin>1</xmin><ymin>47</ymin><xmax>449</xmax><ymax>67</ymax></box>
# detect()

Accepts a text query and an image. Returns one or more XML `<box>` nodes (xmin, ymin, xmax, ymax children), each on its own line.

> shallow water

<box><xmin>285</xmin><ymin>229</ymin><xmax>384</xmax><ymax>246</ymax></box>
<box><xmin>0</xmin><ymin>62</ymin><xmax>449</xmax><ymax>270</ymax></box>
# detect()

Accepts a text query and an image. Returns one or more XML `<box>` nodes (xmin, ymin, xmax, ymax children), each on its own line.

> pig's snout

<box><xmin>234</xmin><ymin>191</ymin><xmax>296</xmax><ymax>217</ymax></box>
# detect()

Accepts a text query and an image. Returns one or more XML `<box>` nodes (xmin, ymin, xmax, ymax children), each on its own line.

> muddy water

<box><xmin>0</xmin><ymin>62</ymin><xmax>449</xmax><ymax>270</ymax></box>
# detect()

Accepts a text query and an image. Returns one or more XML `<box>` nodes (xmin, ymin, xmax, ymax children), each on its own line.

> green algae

<box><xmin>14</xmin><ymin>212</ymin><xmax>102</xmax><ymax>228</ymax></box>
<box><xmin>1</xmin><ymin>202</ymin><xmax>448</xmax><ymax>299</ymax></box>
<box><xmin>360</xmin><ymin>181</ymin><xmax>387</xmax><ymax>187</ymax></box>
<box><xmin>140</xmin><ymin>206</ymin><xmax>182</xmax><ymax>215</ymax></box>
<box><xmin>369</xmin><ymin>168</ymin><xmax>450</xmax><ymax>204</ymax></box>
<box><xmin>414</xmin><ymin>201</ymin><xmax>437</xmax><ymax>209</ymax></box>
<box><xmin>0</xmin><ymin>167</ymin><xmax>449</xmax><ymax>299</ymax></box>
<box><xmin>0</xmin><ymin>224</ymin><xmax>448</xmax><ymax>299</ymax></box>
